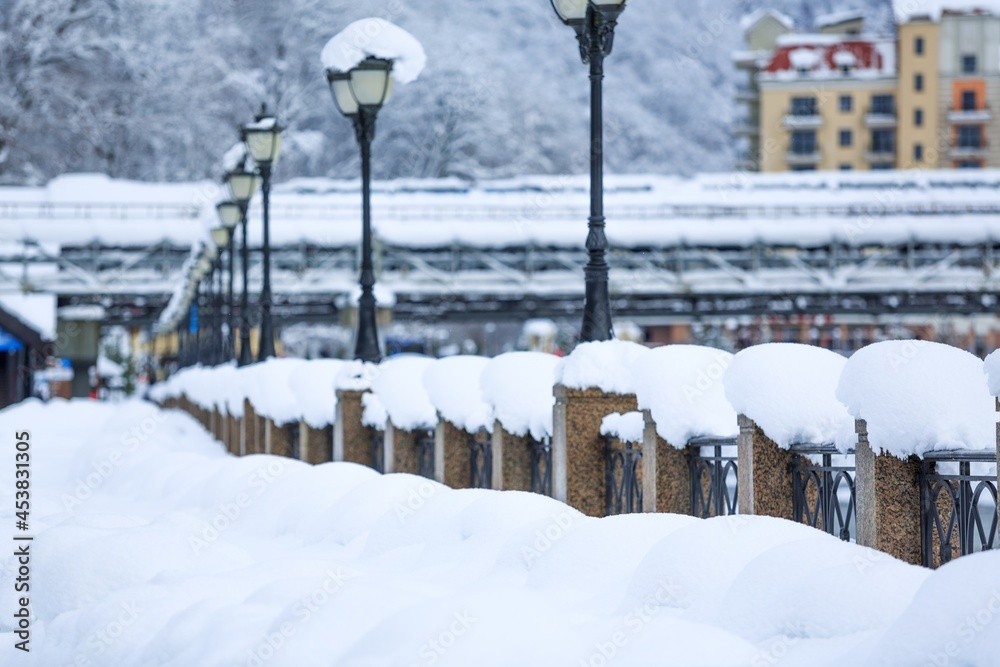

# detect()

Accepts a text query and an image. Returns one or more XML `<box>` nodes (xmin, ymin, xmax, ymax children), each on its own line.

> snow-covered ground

<box><xmin>2</xmin><ymin>398</ymin><xmax>999</xmax><ymax>666</ymax></box>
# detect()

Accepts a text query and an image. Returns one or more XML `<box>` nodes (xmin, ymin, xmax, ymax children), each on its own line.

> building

<box><xmin>0</xmin><ymin>294</ymin><xmax>54</xmax><ymax>408</ymax></box>
<box><xmin>736</xmin><ymin>5</ymin><xmax>1000</xmax><ymax>172</ymax></box>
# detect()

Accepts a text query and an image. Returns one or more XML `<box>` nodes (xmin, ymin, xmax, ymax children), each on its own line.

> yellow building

<box><xmin>736</xmin><ymin>6</ymin><xmax>1000</xmax><ymax>172</ymax></box>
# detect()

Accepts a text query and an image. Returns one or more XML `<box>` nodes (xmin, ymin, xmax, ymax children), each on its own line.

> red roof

<box><xmin>765</xmin><ymin>40</ymin><xmax>885</xmax><ymax>73</ymax></box>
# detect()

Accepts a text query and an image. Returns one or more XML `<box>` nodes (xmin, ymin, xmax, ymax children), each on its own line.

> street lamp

<box><xmin>550</xmin><ymin>0</ymin><xmax>627</xmax><ymax>342</ymax></box>
<box><xmin>241</xmin><ymin>105</ymin><xmax>282</xmax><ymax>362</ymax></box>
<box><xmin>210</xmin><ymin>226</ymin><xmax>231</xmax><ymax>365</ymax></box>
<box><xmin>325</xmin><ymin>57</ymin><xmax>394</xmax><ymax>363</ymax></box>
<box><xmin>223</xmin><ymin>163</ymin><xmax>261</xmax><ymax>366</ymax></box>
<box><xmin>216</xmin><ymin>201</ymin><xmax>242</xmax><ymax>362</ymax></box>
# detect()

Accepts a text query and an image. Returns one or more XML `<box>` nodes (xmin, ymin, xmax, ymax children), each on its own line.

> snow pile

<box><xmin>982</xmin><ymin>348</ymin><xmax>1000</xmax><ymax>397</ymax></box>
<box><xmin>555</xmin><ymin>340</ymin><xmax>648</xmax><ymax>395</ymax></box>
<box><xmin>600</xmin><ymin>412</ymin><xmax>645</xmax><ymax>444</ymax></box>
<box><xmin>632</xmin><ymin>345</ymin><xmax>738</xmax><ymax>446</ymax></box>
<box><xmin>370</xmin><ymin>355</ymin><xmax>437</xmax><ymax>431</ymax></box>
<box><xmin>361</xmin><ymin>391</ymin><xmax>388</xmax><ymax>430</ymax></box>
<box><xmin>423</xmin><ymin>356</ymin><xmax>493</xmax><ymax>433</ymax></box>
<box><xmin>480</xmin><ymin>352</ymin><xmax>560</xmax><ymax>440</ymax></box>
<box><xmin>5</xmin><ymin>399</ymin><xmax>1000</xmax><ymax>666</ymax></box>
<box><xmin>724</xmin><ymin>343</ymin><xmax>853</xmax><ymax>449</ymax></box>
<box><xmin>837</xmin><ymin>340</ymin><xmax>996</xmax><ymax>457</ymax></box>
<box><xmin>288</xmin><ymin>359</ymin><xmax>355</xmax><ymax>429</ymax></box>
<box><xmin>149</xmin><ymin>364</ymin><xmax>245</xmax><ymax>417</ymax></box>
<box><xmin>321</xmin><ymin>18</ymin><xmax>427</xmax><ymax>84</ymax></box>
<box><xmin>0</xmin><ymin>292</ymin><xmax>56</xmax><ymax>340</ymax></box>
<box><xmin>240</xmin><ymin>358</ymin><xmax>310</xmax><ymax>426</ymax></box>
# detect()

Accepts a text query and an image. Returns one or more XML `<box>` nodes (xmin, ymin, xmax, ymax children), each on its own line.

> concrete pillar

<box><xmin>267</xmin><ymin>420</ymin><xmax>297</xmax><ymax>458</ymax></box>
<box><xmin>736</xmin><ymin>414</ymin><xmax>797</xmax><ymax>520</ymax></box>
<box><xmin>301</xmin><ymin>423</ymin><xmax>333</xmax><ymax>465</ymax></box>
<box><xmin>491</xmin><ymin>421</ymin><xmax>535</xmax><ymax>492</ymax></box>
<box><xmin>228</xmin><ymin>413</ymin><xmax>240</xmax><ymax>455</ymax></box>
<box><xmin>439</xmin><ymin>419</ymin><xmax>471</xmax><ymax>488</ymax></box>
<box><xmin>243</xmin><ymin>400</ymin><xmax>258</xmax><ymax>455</ymax></box>
<box><xmin>335</xmin><ymin>390</ymin><xmax>371</xmax><ymax>465</ymax></box>
<box><xmin>855</xmin><ymin>419</ymin><xmax>923</xmax><ymax>566</ymax></box>
<box><xmin>384</xmin><ymin>422</ymin><xmax>424</xmax><ymax>475</ymax></box>
<box><xmin>640</xmin><ymin>410</ymin><xmax>691</xmax><ymax>515</ymax></box>
<box><xmin>552</xmin><ymin>385</ymin><xmax>638</xmax><ymax>517</ymax></box>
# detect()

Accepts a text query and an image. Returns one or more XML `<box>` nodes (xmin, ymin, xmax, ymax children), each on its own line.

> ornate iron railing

<box><xmin>416</xmin><ymin>429</ymin><xmax>436</xmax><ymax>480</ymax></box>
<box><xmin>370</xmin><ymin>429</ymin><xmax>385</xmax><ymax>473</ymax></box>
<box><xmin>920</xmin><ymin>450</ymin><xmax>998</xmax><ymax>568</ymax></box>
<box><xmin>606</xmin><ymin>437</ymin><xmax>642</xmax><ymax>516</ymax></box>
<box><xmin>469</xmin><ymin>429</ymin><xmax>492</xmax><ymax>489</ymax></box>
<box><xmin>689</xmin><ymin>437</ymin><xmax>738</xmax><ymax>518</ymax></box>
<box><xmin>791</xmin><ymin>445</ymin><xmax>856</xmax><ymax>541</ymax></box>
<box><xmin>529</xmin><ymin>437</ymin><xmax>553</xmax><ymax>497</ymax></box>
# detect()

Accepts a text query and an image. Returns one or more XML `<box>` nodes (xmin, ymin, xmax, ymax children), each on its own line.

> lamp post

<box><xmin>241</xmin><ymin>106</ymin><xmax>283</xmax><ymax>362</ymax></box>
<box><xmin>325</xmin><ymin>58</ymin><xmax>395</xmax><ymax>363</ymax></box>
<box><xmin>223</xmin><ymin>164</ymin><xmax>261</xmax><ymax>366</ymax></box>
<box><xmin>210</xmin><ymin>226</ymin><xmax>231</xmax><ymax>365</ymax></box>
<box><xmin>550</xmin><ymin>0</ymin><xmax>626</xmax><ymax>342</ymax></box>
<box><xmin>216</xmin><ymin>202</ymin><xmax>243</xmax><ymax>362</ymax></box>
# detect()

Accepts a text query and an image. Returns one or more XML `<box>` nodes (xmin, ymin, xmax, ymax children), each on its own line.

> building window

<box><xmin>871</xmin><ymin>94</ymin><xmax>895</xmax><ymax>115</ymax></box>
<box><xmin>839</xmin><ymin>95</ymin><xmax>852</xmax><ymax>112</ymax></box>
<box><xmin>914</xmin><ymin>73</ymin><xmax>924</xmax><ymax>91</ymax></box>
<box><xmin>871</xmin><ymin>129</ymin><xmax>896</xmax><ymax>153</ymax></box>
<box><xmin>962</xmin><ymin>54</ymin><xmax>977</xmax><ymax>74</ymax></box>
<box><xmin>791</xmin><ymin>165</ymin><xmax>817</xmax><ymax>171</ymax></box>
<box><xmin>791</xmin><ymin>96</ymin><xmax>818</xmax><ymax>116</ymax></box>
<box><xmin>839</xmin><ymin>163</ymin><xmax>853</xmax><ymax>171</ymax></box>
<box><xmin>962</xmin><ymin>90</ymin><xmax>977</xmax><ymax>111</ymax></box>
<box><xmin>955</xmin><ymin>159</ymin><xmax>983</xmax><ymax>169</ymax></box>
<box><xmin>957</xmin><ymin>126</ymin><xmax>983</xmax><ymax>149</ymax></box>
<box><xmin>914</xmin><ymin>108</ymin><xmax>923</xmax><ymax>126</ymax></box>
<box><xmin>871</xmin><ymin>163</ymin><xmax>893</xmax><ymax>170</ymax></box>
<box><xmin>791</xmin><ymin>130</ymin><xmax>818</xmax><ymax>154</ymax></box>
<box><xmin>839</xmin><ymin>129</ymin><xmax>853</xmax><ymax>147</ymax></box>
<box><xmin>914</xmin><ymin>143</ymin><xmax>924</xmax><ymax>161</ymax></box>
<box><xmin>915</xmin><ymin>36</ymin><xmax>925</xmax><ymax>55</ymax></box>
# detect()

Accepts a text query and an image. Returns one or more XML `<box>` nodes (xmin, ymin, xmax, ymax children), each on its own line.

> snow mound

<box><xmin>370</xmin><ymin>355</ymin><xmax>437</xmax><ymax>431</ymax></box>
<box><xmin>837</xmin><ymin>340</ymin><xmax>996</xmax><ymax>458</ymax></box>
<box><xmin>241</xmin><ymin>357</ymin><xmax>310</xmax><ymax>425</ymax></box>
<box><xmin>632</xmin><ymin>345</ymin><xmax>738</xmax><ymax>447</ymax></box>
<box><xmin>982</xmin><ymin>348</ymin><xmax>1000</xmax><ymax>397</ymax></box>
<box><xmin>361</xmin><ymin>391</ymin><xmax>388</xmax><ymax>430</ymax></box>
<box><xmin>321</xmin><ymin>18</ymin><xmax>426</xmax><ymax>84</ymax></box>
<box><xmin>423</xmin><ymin>356</ymin><xmax>493</xmax><ymax>433</ymax></box>
<box><xmin>724</xmin><ymin>343</ymin><xmax>852</xmax><ymax>449</ymax></box>
<box><xmin>288</xmin><ymin>359</ymin><xmax>351</xmax><ymax>429</ymax></box>
<box><xmin>335</xmin><ymin>360</ymin><xmax>378</xmax><ymax>391</ymax></box>
<box><xmin>600</xmin><ymin>412</ymin><xmax>645</xmax><ymax>443</ymax></box>
<box><xmin>480</xmin><ymin>352</ymin><xmax>560</xmax><ymax>440</ymax></box>
<box><xmin>555</xmin><ymin>340</ymin><xmax>648</xmax><ymax>394</ymax></box>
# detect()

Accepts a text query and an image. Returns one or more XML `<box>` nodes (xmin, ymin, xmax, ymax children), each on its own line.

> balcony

<box><xmin>865</xmin><ymin>146</ymin><xmax>896</xmax><ymax>164</ymax></box>
<box><xmin>948</xmin><ymin>107</ymin><xmax>991</xmax><ymax>124</ymax></box>
<box><xmin>734</xmin><ymin>119</ymin><xmax>759</xmax><ymax>136</ymax></box>
<box><xmin>785</xmin><ymin>149</ymin><xmax>821</xmax><ymax>166</ymax></box>
<box><xmin>949</xmin><ymin>140</ymin><xmax>989</xmax><ymax>158</ymax></box>
<box><xmin>864</xmin><ymin>110</ymin><xmax>897</xmax><ymax>127</ymax></box>
<box><xmin>782</xmin><ymin>112</ymin><xmax>822</xmax><ymax>128</ymax></box>
<box><xmin>736</xmin><ymin>85</ymin><xmax>759</xmax><ymax>103</ymax></box>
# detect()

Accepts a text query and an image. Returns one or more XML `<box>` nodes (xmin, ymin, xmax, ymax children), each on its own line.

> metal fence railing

<box><xmin>530</xmin><ymin>437</ymin><xmax>553</xmax><ymax>497</ymax></box>
<box><xmin>468</xmin><ymin>429</ymin><xmax>492</xmax><ymax>489</ymax></box>
<box><xmin>920</xmin><ymin>450</ymin><xmax>998</xmax><ymax>568</ymax></box>
<box><xmin>605</xmin><ymin>437</ymin><xmax>642</xmax><ymax>516</ymax></box>
<box><xmin>689</xmin><ymin>437</ymin><xmax>739</xmax><ymax>518</ymax></box>
<box><xmin>791</xmin><ymin>445</ymin><xmax>856</xmax><ymax>542</ymax></box>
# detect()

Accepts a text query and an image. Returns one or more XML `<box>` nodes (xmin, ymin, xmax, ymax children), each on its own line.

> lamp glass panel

<box><xmin>350</xmin><ymin>67</ymin><xmax>391</xmax><ymax>106</ymax></box>
<box><xmin>216</xmin><ymin>203</ymin><xmax>242</xmax><ymax>229</ymax></box>
<box><xmin>593</xmin><ymin>0</ymin><xmax>624</xmax><ymax>5</ymax></box>
<box><xmin>330</xmin><ymin>77</ymin><xmax>359</xmax><ymax>116</ymax></box>
<box><xmin>245</xmin><ymin>130</ymin><xmax>281</xmax><ymax>165</ymax></box>
<box><xmin>552</xmin><ymin>0</ymin><xmax>588</xmax><ymax>20</ymax></box>
<box><xmin>227</xmin><ymin>172</ymin><xmax>259</xmax><ymax>204</ymax></box>
<box><xmin>211</xmin><ymin>227</ymin><xmax>230</xmax><ymax>247</ymax></box>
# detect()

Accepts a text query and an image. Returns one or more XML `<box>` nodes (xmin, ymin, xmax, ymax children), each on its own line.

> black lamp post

<box><xmin>210</xmin><ymin>226</ymin><xmax>231</xmax><ymax>365</ymax></box>
<box><xmin>325</xmin><ymin>58</ymin><xmax>394</xmax><ymax>363</ymax></box>
<box><xmin>216</xmin><ymin>201</ymin><xmax>243</xmax><ymax>362</ymax></box>
<box><xmin>222</xmin><ymin>164</ymin><xmax>262</xmax><ymax>366</ymax></box>
<box><xmin>241</xmin><ymin>106</ymin><xmax>283</xmax><ymax>362</ymax></box>
<box><xmin>551</xmin><ymin>0</ymin><xmax>626</xmax><ymax>342</ymax></box>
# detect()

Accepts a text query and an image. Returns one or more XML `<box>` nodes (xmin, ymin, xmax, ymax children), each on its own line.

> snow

<box><xmin>833</xmin><ymin>49</ymin><xmax>859</xmax><ymax>68</ymax></box>
<box><xmin>320</xmin><ymin>18</ymin><xmax>427</xmax><ymax>85</ymax></box>
<box><xmin>370</xmin><ymin>355</ymin><xmax>437</xmax><ymax>431</ymax></box>
<box><xmin>895</xmin><ymin>0</ymin><xmax>1000</xmax><ymax>21</ymax></box>
<box><xmin>0</xmin><ymin>292</ymin><xmax>56</xmax><ymax>341</ymax></box>
<box><xmin>480</xmin><ymin>352</ymin><xmax>560</xmax><ymax>440</ymax></box>
<box><xmin>423</xmin><ymin>355</ymin><xmax>493</xmax><ymax>433</ymax></box>
<box><xmin>836</xmin><ymin>341</ymin><xmax>996</xmax><ymax>458</ymax></box>
<box><xmin>288</xmin><ymin>359</ymin><xmax>355</xmax><ymax>429</ymax></box>
<box><xmin>739</xmin><ymin>8</ymin><xmax>794</xmax><ymax>32</ymax></box>
<box><xmin>600</xmin><ymin>411</ymin><xmax>645</xmax><ymax>443</ymax></box>
<box><xmin>96</xmin><ymin>355</ymin><xmax>125</xmax><ymax>378</ymax></box>
<box><xmin>983</xmin><ymin>348</ymin><xmax>1000</xmax><ymax>396</ymax></box>
<box><xmin>361</xmin><ymin>391</ymin><xmax>388</xmax><ymax>430</ymax></box>
<box><xmin>243</xmin><ymin>116</ymin><xmax>276</xmax><ymax>131</ymax></box>
<box><xmin>724</xmin><ymin>343</ymin><xmax>853</xmax><ymax>449</ymax></box>
<box><xmin>335</xmin><ymin>360</ymin><xmax>379</xmax><ymax>392</ymax></box>
<box><xmin>57</xmin><ymin>304</ymin><xmax>106</xmax><ymax>321</ymax></box>
<box><xmin>631</xmin><ymin>345</ymin><xmax>739</xmax><ymax>447</ymax></box>
<box><xmin>789</xmin><ymin>47</ymin><xmax>822</xmax><ymax>71</ymax></box>
<box><xmin>555</xmin><ymin>340</ymin><xmax>648</xmax><ymax>395</ymax></box>
<box><xmin>7</xmin><ymin>398</ymin><xmax>1000</xmax><ymax>666</ymax></box>
<box><xmin>815</xmin><ymin>9</ymin><xmax>866</xmax><ymax>28</ymax></box>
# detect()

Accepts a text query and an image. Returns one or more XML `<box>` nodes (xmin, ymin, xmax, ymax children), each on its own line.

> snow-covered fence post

<box><xmin>243</xmin><ymin>399</ymin><xmax>259</xmax><ymax>456</ymax></box>
<box><xmin>854</xmin><ymin>419</ymin><xmax>923</xmax><ymax>565</ymax></box>
<box><xmin>228</xmin><ymin>412</ymin><xmax>240</xmax><ymax>455</ymax></box>
<box><xmin>736</xmin><ymin>415</ymin><xmax>797</xmax><ymax>519</ymax></box>
<box><xmin>424</xmin><ymin>357</ymin><xmax>494</xmax><ymax>488</ymax></box>
<box><xmin>335</xmin><ymin>389</ymin><xmax>372</xmax><ymax>466</ymax></box>
<box><xmin>266</xmin><ymin>420</ymin><xmax>298</xmax><ymax>459</ymax></box>
<box><xmin>640</xmin><ymin>410</ymin><xmax>691</xmax><ymax>514</ymax></box>
<box><xmin>438</xmin><ymin>418</ymin><xmax>469</xmax><ymax>488</ymax></box>
<box><xmin>300</xmin><ymin>422</ymin><xmax>332</xmax><ymax>465</ymax></box>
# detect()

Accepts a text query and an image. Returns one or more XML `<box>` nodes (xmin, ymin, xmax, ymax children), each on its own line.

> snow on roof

<box><xmin>895</xmin><ymin>0</ymin><xmax>1000</xmax><ymax>21</ymax></box>
<box><xmin>321</xmin><ymin>18</ymin><xmax>426</xmax><ymax>85</ymax></box>
<box><xmin>836</xmin><ymin>341</ymin><xmax>995</xmax><ymax>458</ymax></box>
<box><xmin>724</xmin><ymin>344</ymin><xmax>853</xmax><ymax>450</ymax></box>
<box><xmin>764</xmin><ymin>36</ymin><xmax>895</xmax><ymax>79</ymax></box>
<box><xmin>371</xmin><ymin>355</ymin><xmax>437</xmax><ymax>431</ymax></box>
<box><xmin>600</xmin><ymin>411</ymin><xmax>645</xmax><ymax>444</ymax></box>
<box><xmin>815</xmin><ymin>9</ymin><xmax>866</xmax><ymax>29</ymax></box>
<box><xmin>0</xmin><ymin>293</ymin><xmax>56</xmax><ymax>341</ymax></box>
<box><xmin>58</xmin><ymin>304</ymin><xmax>106</xmax><ymax>321</ymax></box>
<box><xmin>632</xmin><ymin>345</ymin><xmax>738</xmax><ymax>447</ymax></box>
<box><xmin>480</xmin><ymin>352</ymin><xmax>560</xmax><ymax>440</ymax></box>
<box><xmin>423</xmin><ymin>356</ymin><xmax>493</xmax><ymax>433</ymax></box>
<box><xmin>555</xmin><ymin>340</ymin><xmax>648</xmax><ymax>395</ymax></box>
<box><xmin>740</xmin><ymin>8</ymin><xmax>795</xmax><ymax>33</ymax></box>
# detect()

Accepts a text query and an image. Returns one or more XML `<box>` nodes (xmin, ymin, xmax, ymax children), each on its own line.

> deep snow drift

<box><xmin>2</xmin><ymin>399</ymin><xmax>999</xmax><ymax>666</ymax></box>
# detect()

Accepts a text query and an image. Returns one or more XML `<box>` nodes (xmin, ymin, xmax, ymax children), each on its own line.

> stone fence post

<box><xmin>736</xmin><ymin>414</ymin><xmax>797</xmax><ymax>520</ymax></box>
<box><xmin>855</xmin><ymin>419</ymin><xmax>923</xmax><ymax>566</ymax></box>
<box><xmin>438</xmin><ymin>419</ymin><xmax>470</xmax><ymax>488</ymax></box>
<box><xmin>491</xmin><ymin>421</ymin><xmax>534</xmax><ymax>492</ymax></box>
<box><xmin>335</xmin><ymin>389</ymin><xmax>372</xmax><ymax>467</ymax></box>
<box><xmin>552</xmin><ymin>385</ymin><xmax>638</xmax><ymax>517</ymax></box>
<box><xmin>640</xmin><ymin>410</ymin><xmax>691</xmax><ymax>515</ymax></box>
<box><xmin>301</xmin><ymin>422</ymin><xmax>333</xmax><ymax>465</ymax></box>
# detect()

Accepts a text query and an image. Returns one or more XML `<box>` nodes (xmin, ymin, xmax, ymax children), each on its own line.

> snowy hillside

<box><xmin>0</xmin><ymin>0</ymin><xmax>893</xmax><ymax>184</ymax></box>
